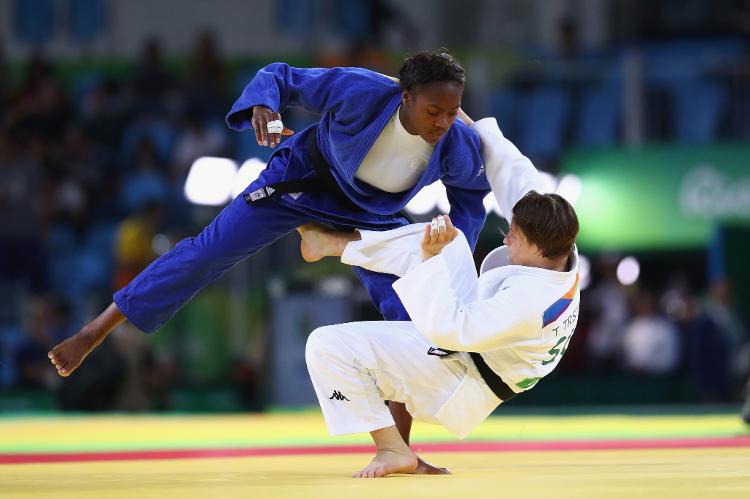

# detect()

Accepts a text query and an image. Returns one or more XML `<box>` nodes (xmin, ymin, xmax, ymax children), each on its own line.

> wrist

<box><xmin>421</xmin><ymin>249</ymin><xmax>439</xmax><ymax>262</ymax></box>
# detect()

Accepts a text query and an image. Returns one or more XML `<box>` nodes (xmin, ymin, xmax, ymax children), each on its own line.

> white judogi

<box><xmin>306</xmin><ymin>118</ymin><xmax>580</xmax><ymax>439</ymax></box>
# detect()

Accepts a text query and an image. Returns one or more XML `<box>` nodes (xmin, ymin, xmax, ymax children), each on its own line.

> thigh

<box><xmin>311</xmin><ymin>321</ymin><xmax>467</xmax><ymax>406</ymax></box>
<box><xmin>190</xmin><ymin>194</ymin><xmax>308</xmax><ymax>262</ymax></box>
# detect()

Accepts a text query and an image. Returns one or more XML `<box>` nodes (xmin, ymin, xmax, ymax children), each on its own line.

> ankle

<box><xmin>81</xmin><ymin>323</ymin><xmax>109</xmax><ymax>346</ymax></box>
<box><xmin>376</xmin><ymin>441</ymin><xmax>413</xmax><ymax>456</ymax></box>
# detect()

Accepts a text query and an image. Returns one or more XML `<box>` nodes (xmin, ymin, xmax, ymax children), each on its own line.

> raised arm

<box><xmin>226</xmin><ymin>64</ymin><xmax>396</xmax><ymax>131</ymax></box>
<box><xmin>470</xmin><ymin>117</ymin><xmax>547</xmax><ymax>221</ymax></box>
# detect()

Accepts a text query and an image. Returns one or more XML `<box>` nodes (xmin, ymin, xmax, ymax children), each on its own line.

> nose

<box><xmin>435</xmin><ymin>114</ymin><xmax>451</xmax><ymax>130</ymax></box>
<box><xmin>503</xmin><ymin>234</ymin><xmax>510</xmax><ymax>246</ymax></box>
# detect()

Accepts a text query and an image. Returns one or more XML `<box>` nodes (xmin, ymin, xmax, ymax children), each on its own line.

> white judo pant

<box><xmin>305</xmin><ymin>321</ymin><xmax>501</xmax><ymax>439</ymax></box>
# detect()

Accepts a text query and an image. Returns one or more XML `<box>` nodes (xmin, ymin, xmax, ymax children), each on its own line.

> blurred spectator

<box><xmin>113</xmin><ymin>201</ymin><xmax>166</xmax><ymax>290</ymax></box>
<box><xmin>183</xmin><ymin>30</ymin><xmax>228</xmax><ymax>119</ymax></box>
<box><xmin>131</xmin><ymin>37</ymin><xmax>176</xmax><ymax>115</ymax></box>
<box><xmin>119</xmin><ymin>137</ymin><xmax>170</xmax><ymax>214</ymax></box>
<box><xmin>0</xmin><ymin>132</ymin><xmax>48</xmax><ymax>295</ymax></box>
<box><xmin>0</xmin><ymin>37</ymin><xmax>10</xmax><ymax>119</ymax></box>
<box><xmin>111</xmin><ymin>322</ymin><xmax>174</xmax><ymax>411</ymax></box>
<box><xmin>5</xmin><ymin>52</ymin><xmax>71</xmax><ymax>143</ymax></box>
<box><xmin>684</xmin><ymin>279</ymin><xmax>748</xmax><ymax>401</ymax></box>
<box><xmin>704</xmin><ymin>279</ymin><xmax>747</xmax><ymax>363</ymax></box>
<box><xmin>81</xmin><ymin>76</ymin><xmax>132</xmax><ymax>156</ymax></box>
<box><xmin>171</xmin><ymin>111</ymin><xmax>229</xmax><ymax>179</ymax></box>
<box><xmin>718</xmin><ymin>42</ymin><xmax>750</xmax><ymax>139</ymax></box>
<box><xmin>57</xmin><ymin>336</ymin><xmax>126</xmax><ymax>411</ymax></box>
<box><xmin>345</xmin><ymin>39</ymin><xmax>391</xmax><ymax>74</ymax></box>
<box><xmin>622</xmin><ymin>291</ymin><xmax>681</xmax><ymax>375</ymax></box>
<box><xmin>15</xmin><ymin>297</ymin><xmax>72</xmax><ymax>389</ymax></box>
<box><xmin>586</xmin><ymin>256</ymin><xmax>629</xmax><ymax>371</ymax></box>
<box><xmin>59</xmin><ymin>123</ymin><xmax>120</xmax><ymax>223</ymax></box>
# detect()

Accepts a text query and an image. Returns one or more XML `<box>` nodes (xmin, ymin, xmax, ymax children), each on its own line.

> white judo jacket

<box><xmin>342</xmin><ymin>118</ymin><xmax>581</xmax><ymax>436</ymax></box>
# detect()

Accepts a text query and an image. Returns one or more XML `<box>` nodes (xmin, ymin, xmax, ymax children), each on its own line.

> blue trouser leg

<box><xmin>114</xmin><ymin>188</ymin><xmax>412</xmax><ymax>332</ymax></box>
<box><xmin>351</xmin><ymin>266</ymin><xmax>410</xmax><ymax>321</ymax></box>
<box><xmin>114</xmin><ymin>196</ymin><xmax>307</xmax><ymax>333</ymax></box>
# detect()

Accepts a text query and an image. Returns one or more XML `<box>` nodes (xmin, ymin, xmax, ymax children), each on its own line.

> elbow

<box><xmin>418</xmin><ymin>318</ymin><xmax>473</xmax><ymax>352</ymax></box>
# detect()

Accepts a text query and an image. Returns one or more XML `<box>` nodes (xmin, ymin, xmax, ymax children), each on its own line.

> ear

<box><xmin>401</xmin><ymin>90</ymin><xmax>411</xmax><ymax>107</ymax></box>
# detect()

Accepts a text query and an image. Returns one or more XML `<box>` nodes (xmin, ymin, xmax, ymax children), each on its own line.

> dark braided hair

<box><xmin>398</xmin><ymin>49</ymin><xmax>465</xmax><ymax>92</ymax></box>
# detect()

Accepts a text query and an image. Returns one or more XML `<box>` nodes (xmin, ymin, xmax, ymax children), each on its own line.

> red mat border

<box><xmin>2</xmin><ymin>436</ymin><xmax>749</xmax><ymax>464</ymax></box>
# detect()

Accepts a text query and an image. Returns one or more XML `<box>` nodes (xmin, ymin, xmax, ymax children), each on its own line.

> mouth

<box><xmin>425</xmin><ymin>130</ymin><xmax>445</xmax><ymax>143</ymax></box>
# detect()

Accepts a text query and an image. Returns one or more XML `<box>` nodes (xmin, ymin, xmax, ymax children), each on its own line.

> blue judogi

<box><xmin>114</xmin><ymin>64</ymin><xmax>490</xmax><ymax>333</ymax></box>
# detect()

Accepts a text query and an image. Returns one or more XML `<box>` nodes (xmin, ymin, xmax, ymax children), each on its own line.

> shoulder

<box><xmin>441</xmin><ymin>121</ymin><xmax>481</xmax><ymax>154</ymax></box>
<box><xmin>450</xmin><ymin>119</ymin><xmax>480</xmax><ymax>140</ymax></box>
<box><xmin>438</xmin><ymin>121</ymin><xmax>483</xmax><ymax>175</ymax></box>
<box><xmin>323</xmin><ymin>67</ymin><xmax>401</xmax><ymax>90</ymax></box>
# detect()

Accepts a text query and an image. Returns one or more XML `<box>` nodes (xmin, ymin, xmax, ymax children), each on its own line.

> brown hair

<box><xmin>511</xmin><ymin>191</ymin><xmax>579</xmax><ymax>259</ymax></box>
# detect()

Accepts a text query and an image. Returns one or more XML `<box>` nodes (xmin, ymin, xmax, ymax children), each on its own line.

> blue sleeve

<box><xmin>226</xmin><ymin>63</ymin><xmax>395</xmax><ymax>131</ymax></box>
<box><xmin>445</xmin><ymin>184</ymin><xmax>489</xmax><ymax>251</ymax></box>
<box><xmin>441</xmin><ymin>129</ymin><xmax>491</xmax><ymax>250</ymax></box>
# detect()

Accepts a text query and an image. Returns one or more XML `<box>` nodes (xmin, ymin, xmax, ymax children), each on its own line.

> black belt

<box><xmin>243</xmin><ymin>125</ymin><xmax>358</xmax><ymax>210</ymax></box>
<box><xmin>469</xmin><ymin>352</ymin><xmax>518</xmax><ymax>402</ymax></box>
<box><xmin>429</xmin><ymin>347</ymin><xmax>518</xmax><ymax>402</ymax></box>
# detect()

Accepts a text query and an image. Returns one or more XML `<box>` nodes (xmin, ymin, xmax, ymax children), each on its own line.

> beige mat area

<box><xmin>2</xmin><ymin>448</ymin><xmax>749</xmax><ymax>499</ymax></box>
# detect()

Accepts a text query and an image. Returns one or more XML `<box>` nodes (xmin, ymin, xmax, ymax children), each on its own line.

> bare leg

<box><xmin>352</xmin><ymin>425</ymin><xmax>418</xmax><ymax>478</ymax></box>
<box><xmin>389</xmin><ymin>401</ymin><xmax>451</xmax><ymax>475</ymax></box>
<box><xmin>296</xmin><ymin>223</ymin><xmax>361</xmax><ymax>262</ymax></box>
<box><xmin>48</xmin><ymin>302</ymin><xmax>125</xmax><ymax>377</ymax></box>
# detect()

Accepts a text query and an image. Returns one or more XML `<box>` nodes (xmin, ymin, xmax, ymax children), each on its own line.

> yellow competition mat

<box><xmin>1</xmin><ymin>410</ymin><xmax>748</xmax><ymax>498</ymax></box>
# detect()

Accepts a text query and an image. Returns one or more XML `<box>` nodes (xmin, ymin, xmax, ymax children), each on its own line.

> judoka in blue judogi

<box><xmin>48</xmin><ymin>50</ymin><xmax>490</xmax><ymax>380</ymax></box>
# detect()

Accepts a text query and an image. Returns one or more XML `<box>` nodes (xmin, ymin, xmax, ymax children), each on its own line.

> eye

<box><xmin>427</xmin><ymin>110</ymin><xmax>439</xmax><ymax>117</ymax></box>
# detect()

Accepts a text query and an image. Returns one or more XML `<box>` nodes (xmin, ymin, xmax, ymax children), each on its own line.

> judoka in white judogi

<box><xmin>305</xmin><ymin>118</ymin><xmax>581</xmax><ymax>439</ymax></box>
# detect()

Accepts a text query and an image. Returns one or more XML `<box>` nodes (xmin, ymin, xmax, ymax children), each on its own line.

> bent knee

<box><xmin>305</xmin><ymin>325</ymin><xmax>339</xmax><ymax>363</ymax></box>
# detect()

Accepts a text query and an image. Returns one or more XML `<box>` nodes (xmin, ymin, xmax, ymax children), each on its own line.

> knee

<box><xmin>305</xmin><ymin>325</ymin><xmax>341</xmax><ymax>368</ymax></box>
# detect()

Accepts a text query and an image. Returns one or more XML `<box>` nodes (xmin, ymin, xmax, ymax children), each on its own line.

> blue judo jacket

<box><xmin>226</xmin><ymin>63</ymin><xmax>490</xmax><ymax>247</ymax></box>
<box><xmin>112</xmin><ymin>64</ymin><xmax>492</xmax><ymax>334</ymax></box>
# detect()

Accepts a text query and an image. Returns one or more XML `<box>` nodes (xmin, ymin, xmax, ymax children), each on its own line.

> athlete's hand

<box><xmin>421</xmin><ymin>215</ymin><xmax>458</xmax><ymax>261</ymax></box>
<box><xmin>251</xmin><ymin>106</ymin><xmax>294</xmax><ymax>147</ymax></box>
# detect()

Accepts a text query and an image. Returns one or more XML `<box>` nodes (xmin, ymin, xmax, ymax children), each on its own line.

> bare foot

<box><xmin>352</xmin><ymin>448</ymin><xmax>418</xmax><ymax>478</ymax></box>
<box><xmin>48</xmin><ymin>328</ymin><xmax>100</xmax><ymax>377</ymax></box>
<box><xmin>415</xmin><ymin>456</ymin><xmax>451</xmax><ymax>475</ymax></box>
<box><xmin>296</xmin><ymin>223</ymin><xmax>358</xmax><ymax>263</ymax></box>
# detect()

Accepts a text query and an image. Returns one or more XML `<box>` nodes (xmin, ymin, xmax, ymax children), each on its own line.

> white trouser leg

<box><xmin>305</xmin><ymin>321</ymin><xmax>467</xmax><ymax>436</ymax></box>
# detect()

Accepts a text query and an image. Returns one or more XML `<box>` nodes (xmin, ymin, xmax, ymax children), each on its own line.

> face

<box><xmin>401</xmin><ymin>80</ymin><xmax>463</xmax><ymax>144</ymax></box>
<box><xmin>503</xmin><ymin>222</ymin><xmax>541</xmax><ymax>266</ymax></box>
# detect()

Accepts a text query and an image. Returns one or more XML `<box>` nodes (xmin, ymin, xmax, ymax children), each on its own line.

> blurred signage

<box><xmin>562</xmin><ymin>145</ymin><xmax>750</xmax><ymax>251</ymax></box>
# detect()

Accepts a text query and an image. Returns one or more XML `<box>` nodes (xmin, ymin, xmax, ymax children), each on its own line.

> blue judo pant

<box><xmin>113</xmin><ymin>189</ymin><xmax>412</xmax><ymax>333</ymax></box>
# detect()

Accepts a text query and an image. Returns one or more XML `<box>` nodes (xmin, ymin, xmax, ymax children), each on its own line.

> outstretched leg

<box><xmin>353</xmin><ymin>425</ymin><xmax>417</xmax><ymax>478</ymax></box>
<box><xmin>50</xmin><ymin>197</ymin><xmax>308</xmax><ymax>377</ymax></box>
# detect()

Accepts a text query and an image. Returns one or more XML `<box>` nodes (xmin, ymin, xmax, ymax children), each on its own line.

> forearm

<box><xmin>470</xmin><ymin>118</ymin><xmax>546</xmax><ymax>218</ymax></box>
